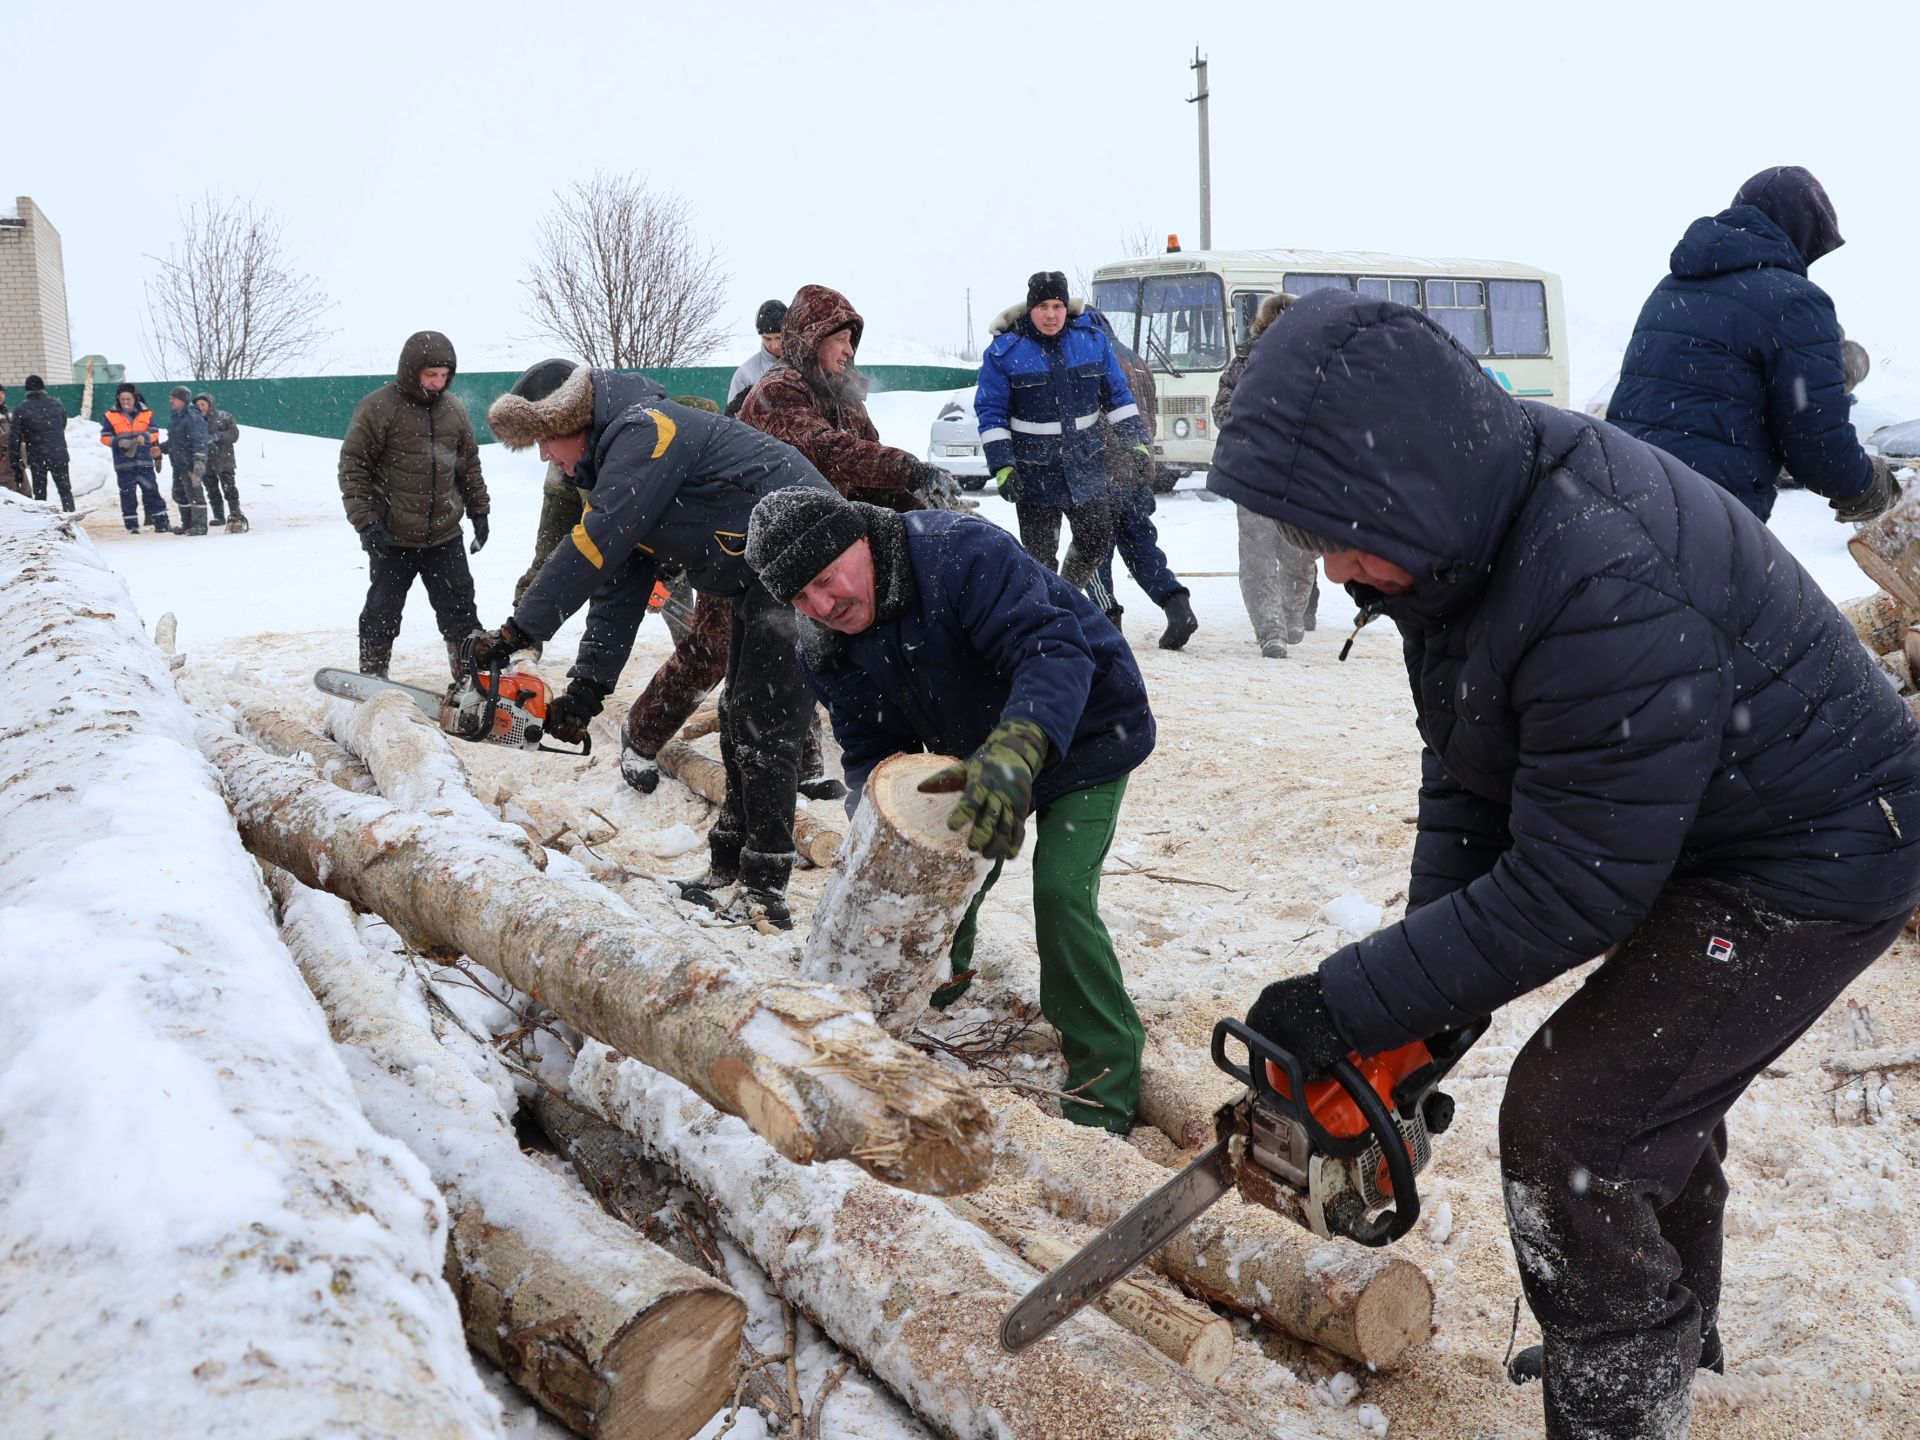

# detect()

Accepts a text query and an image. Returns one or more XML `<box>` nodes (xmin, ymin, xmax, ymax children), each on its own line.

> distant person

<box><xmin>194</xmin><ymin>392</ymin><xmax>246</xmax><ymax>531</ymax></box>
<box><xmin>725</xmin><ymin>299</ymin><xmax>788</xmax><ymax>417</ymax></box>
<box><xmin>975</xmin><ymin>271</ymin><xmax>1150</xmax><ymax>615</ymax></box>
<box><xmin>737</xmin><ymin>283</ymin><xmax>960</xmax><ymax>511</ymax></box>
<box><xmin>337</xmin><ymin>331</ymin><xmax>489</xmax><ymax>681</ymax></box>
<box><xmin>0</xmin><ymin>386</ymin><xmax>23</xmax><ymax>496</ymax></box>
<box><xmin>1214</xmin><ymin>292</ymin><xmax>1320</xmax><ymax>657</ymax></box>
<box><xmin>1608</xmin><ymin>165</ymin><xmax>1897</xmax><ymax>525</ymax></box>
<box><xmin>99</xmin><ymin>383</ymin><xmax>169</xmax><ymax>533</ymax></box>
<box><xmin>162</xmin><ymin>386</ymin><xmax>212</xmax><ymax>536</ymax></box>
<box><xmin>8</xmin><ymin>376</ymin><xmax>72</xmax><ymax>510</ymax></box>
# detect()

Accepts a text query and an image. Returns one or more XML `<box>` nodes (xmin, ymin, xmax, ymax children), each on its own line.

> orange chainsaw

<box><xmin>1000</xmin><ymin>1013</ymin><xmax>1485</xmax><ymax>1352</ymax></box>
<box><xmin>314</xmin><ymin>637</ymin><xmax>591</xmax><ymax>755</ymax></box>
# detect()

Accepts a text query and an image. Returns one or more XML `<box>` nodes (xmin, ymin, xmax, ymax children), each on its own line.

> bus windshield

<box><xmin>1090</xmin><ymin>278</ymin><xmax>1142</xmax><ymax>352</ymax></box>
<box><xmin>1141</xmin><ymin>274</ymin><xmax>1229</xmax><ymax>372</ymax></box>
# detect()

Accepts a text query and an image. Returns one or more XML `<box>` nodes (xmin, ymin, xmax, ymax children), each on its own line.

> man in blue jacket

<box><xmin>1209</xmin><ymin>290</ymin><xmax>1920</xmax><ymax>1438</ymax></box>
<box><xmin>975</xmin><ymin>271</ymin><xmax>1152</xmax><ymax>616</ymax></box>
<box><xmin>1609</xmin><ymin>165</ymin><xmax>1896</xmax><ymax>524</ymax></box>
<box><xmin>745</xmin><ymin>486</ymin><xmax>1155</xmax><ymax>1131</ymax></box>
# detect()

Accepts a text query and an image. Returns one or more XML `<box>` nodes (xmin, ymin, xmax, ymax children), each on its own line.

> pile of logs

<box><xmin>1846</xmin><ymin>483</ymin><xmax>1920</xmax><ymax>721</ymax></box>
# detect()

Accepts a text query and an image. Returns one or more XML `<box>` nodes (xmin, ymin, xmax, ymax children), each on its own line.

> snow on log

<box><xmin>194</xmin><ymin>723</ymin><xmax>992</xmax><ymax>1195</ymax></box>
<box><xmin>1848</xmin><ymin>487</ymin><xmax>1920</xmax><ymax>611</ymax></box>
<box><xmin>0</xmin><ymin>499</ymin><xmax>501</xmax><ymax>1436</ymax></box>
<box><xmin>656</xmin><ymin>738</ymin><xmax>842</xmax><ymax>867</ymax></box>
<box><xmin>1840</xmin><ymin>591</ymin><xmax>1909</xmax><ymax>656</ymax></box>
<box><xmin>945</xmin><ymin>1197</ymin><xmax>1234</xmax><ymax>1383</ymax></box>
<box><xmin>326</xmin><ymin>689</ymin><xmax>545</xmax><ymax>868</ymax></box>
<box><xmin>271</xmin><ymin>872</ymin><xmax>744</xmax><ymax>1440</ymax></box>
<box><xmin>800</xmin><ymin>752</ymin><xmax>990</xmax><ymax>1034</ymax></box>
<box><xmin>982</xmin><ymin>1091</ymin><xmax>1433</xmax><ymax>1371</ymax></box>
<box><xmin>238</xmin><ymin>702</ymin><xmax>379</xmax><ymax>794</ymax></box>
<box><xmin>1138</xmin><ymin>1033</ymin><xmax>1243</xmax><ymax>1153</ymax></box>
<box><xmin>572</xmin><ymin>1043</ymin><xmax>1314</xmax><ymax>1440</ymax></box>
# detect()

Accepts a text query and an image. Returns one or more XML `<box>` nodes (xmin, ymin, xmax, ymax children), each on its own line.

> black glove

<box><xmin>906</xmin><ymin>461</ymin><xmax>964</xmax><ymax>509</ymax></box>
<box><xmin>469</xmin><ymin>514</ymin><xmax>490</xmax><ymax>554</ymax></box>
<box><xmin>546</xmin><ymin>679</ymin><xmax>611</xmax><ymax>744</ymax></box>
<box><xmin>467</xmin><ymin>619</ymin><xmax>532</xmax><ymax>671</ymax></box>
<box><xmin>916</xmin><ymin>717</ymin><xmax>1049</xmax><ymax>860</ymax></box>
<box><xmin>359</xmin><ymin>522</ymin><xmax>394</xmax><ymax>555</ymax></box>
<box><xmin>1832</xmin><ymin>455</ymin><xmax>1900</xmax><ymax>524</ymax></box>
<box><xmin>993</xmin><ymin>466</ymin><xmax>1020</xmax><ymax>502</ymax></box>
<box><xmin>1244</xmin><ymin>972</ymin><xmax>1353</xmax><ymax>1083</ymax></box>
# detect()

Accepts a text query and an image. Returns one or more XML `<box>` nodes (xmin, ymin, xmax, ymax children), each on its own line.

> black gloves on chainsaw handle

<box><xmin>1833</xmin><ymin>454</ymin><xmax>1901</xmax><ymax>524</ymax></box>
<box><xmin>546</xmin><ymin>678</ymin><xmax>611</xmax><ymax>745</ymax></box>
<box><xmin>1245</xmin><ymin>971</ymin><xmax>1354</xmax><ymax>1084</ymax></box>
<box><xmin>917</xmin><ymin>717</ymin><xmax>1051</xmax><ymax>861</ymax></box>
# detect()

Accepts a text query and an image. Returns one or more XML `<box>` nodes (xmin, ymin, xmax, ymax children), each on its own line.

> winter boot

<box><xmin>621</xmin><ymin>740</ymin><xmax>662</xmax><ymax>794</ymax></box>
<box><xmin>226</xmin><ymin>512</ymin><xmax>250</xmax><ymax>534</ymax></box>
<box><xmin>1105</xmin><ymin>606</ymin><xmax>1125</xmax><ymax>636</ymax></box>
<box><xmin>1507</xmin><ymin>1324</ymin><xmax>1723</xmax><ymax>1386</ymax></box>
<box><xmin>929</xmin><ymin>968</ymin><xmax>977</xmax><ymax>1009</ymax></box>
<box><xmin>124</xmin><ymin>520</ymin><xmax>140</xmax><ymax>535</ymax></box>
<box><xmin>678</xmin><ymin>835</ymin><xmax>743</xmax><ymax>910</ymax></box>
<box><xmin>207</xmin><ymin>493</ymin><xmax>226</xmax><ymax>526</ymax></box>
<box><xmin>799</xmin><ymin>772</ymin><xmax>847</xmax><ymax>802</ymax></box>
<box><xmin>719</xmin><ymin>848</ymin><xmax>796</xmax><ymax>931</ymax></box>
<box><xmin>1286</xmin><ymin>625</ymin><xmax>1307</xmax><ymax>646</ymax></box>
<box><xmin>358</xmin><ymin>638</ymin><xmax>393</xmax><ymax>681</ymax></box>
<box><xmin>152</xmin><ymin>514</ymin><xmax>171</xmax><ymax>533</ymax></box>
<box><xmin>1261</xmin><ymin>638</ymin><xmax>1289</xmax><ymax>659</ymax></box>
<box><xmin>1157</xmin><ymin>590</ymin><xmax>1198</xmax><ymax>650</ymax></box>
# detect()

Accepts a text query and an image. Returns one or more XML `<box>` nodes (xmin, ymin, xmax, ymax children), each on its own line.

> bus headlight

<box><xmin>1172</xmin><ymin>418</ymin><xmax>1191</xmax><ymax>440</ymax></box>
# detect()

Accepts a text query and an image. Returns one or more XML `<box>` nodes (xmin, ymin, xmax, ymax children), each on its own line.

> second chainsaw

<box><xmin>314</xmin><ymin>635</ymin><xmax>591</xmax><ymax>755</ymax></box>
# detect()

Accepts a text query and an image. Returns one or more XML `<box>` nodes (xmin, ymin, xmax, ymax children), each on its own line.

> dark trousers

<box><xmin>358</xmin><ymin>538</ymin><xmax>482</xmax><ymax>658</ymax></box>
<box><xmin>116</xmin><ymin>467</ymin><xmax>168</xmax><ymax>530</ymax></box>
<box><xmin>172</xmin><ymin>467</ymin><xmax>208</xmax><ymax>532</ymax></box>
<box><xmin>28</xmin><ymin>456</ymin><xmax>74</xmax><ymax>510</ymax></box>
<box><xmin>1498</xmin><ymin>877</ymin><xmax>1909</xmax><ymax>1438</ymax></box>
<box><xmin>205</xmin><ymin>467</ymin><xmax>240</xmax><ymax>521</ymax></box>
<box><xmin>1016</xmin><ymin>488</ymin><xmax>1115</xmax><ymax>599</ymax></box>
<box><xmin>709</xmin><ymin>581</ymin><xmax>811</xmax><ymax>896</ymax></box>
<box><xmin>1096</xmin><ymin>483</ymin><xmax>1182</xmax><ymax>609</ymax></box>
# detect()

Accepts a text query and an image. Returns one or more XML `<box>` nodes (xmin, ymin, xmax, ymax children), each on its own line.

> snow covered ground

<box><xmin>11</xmin><ymin>390</ymin><xmax>1920</xmax><ymax>1438</ymax></box>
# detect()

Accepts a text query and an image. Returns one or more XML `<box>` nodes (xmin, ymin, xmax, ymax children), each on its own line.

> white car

<box><xmin>927</xmin><ymin>398</ymin><xmax>991</xmax><ymax>488</ymax></box>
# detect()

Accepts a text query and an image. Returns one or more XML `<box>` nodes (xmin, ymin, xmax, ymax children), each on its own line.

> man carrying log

<box><xmin>476</xmin><ymin>359</ymin><xmax>833</xmax><ymax>930</ymax></box>
<box><xmin>1208</xmin><ymin>289</ymin><xmax>1920</xmax><ymax>1439</ymax></box>
<box><xmin>744</xmin><ymin>486</ymin><xmax>1154</xmax><ymax>1131</ymax></box>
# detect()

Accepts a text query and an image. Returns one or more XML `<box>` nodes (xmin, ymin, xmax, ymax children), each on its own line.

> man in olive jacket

<box><xmin>338</xmin><ymin>331</ymin><xmax>490</xmax><ymax>679</ymax></box>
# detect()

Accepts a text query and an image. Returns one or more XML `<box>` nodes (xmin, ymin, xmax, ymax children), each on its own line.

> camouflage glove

<box><xmin>1832</xmin><ymin>455</ymin><xmax>1900</xmax><ymax>524</ymax></box>
<box><xmin>466</xmin><ymin>618</ymin><xmax>532</xmax><ymax>671</ymax></box>
<box><xmin>994</xmin><ymin>466</ymin><xmax>1021</xmax><ymax>502</ymax></box>
<box><xmin>906</xmin><ymin>461</ymin><xmax>965</xmax><ymax>510</ymax></box>
<box><xmin>916</xmin><ymin>717</ymin><xmax>1050</xmax><ymax>860</ymax></box>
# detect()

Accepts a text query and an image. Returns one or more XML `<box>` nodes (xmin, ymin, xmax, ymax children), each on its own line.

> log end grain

<box><xmin>599</xmin><ymin>1289</ymin><xmax>748</xmax><ymax>1440</ymax></box>
<box><xmin>1345</xmin><ymin>1260</ymin><xmax>1437</xmax><ymax>1372</ymax></box>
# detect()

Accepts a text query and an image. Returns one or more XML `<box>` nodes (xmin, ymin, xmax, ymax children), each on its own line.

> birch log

<box><xmin>800</xmin><ymin>752</ymin><xmax>990</xmax><ymax>1034</ymax></box>
<box><xmin>272</xmin><ymin>872</ymin><xmax>743</xmax><ymax>1440</ymax></box>
<box><xmin>656</xmin><ymin>739</ymin><xmax>842</xmax><ymax>867</ymax></box>
<box><xmin>1841</xmin><ymin>591</ymin><xmax>1909</xmax><ymax>655</ymax></box>
<box><xmin>1137</xmin><ymin>1033</ymin><xmax>1243</xmax><ymax>1153</ymax></box>
<box><xmin>327</xmin><ymin>689</ymin><xmax>545</xmax><ymax>867</ymax></box>
<box><xmin>239</xmin><ymin>702</ymin><xmax>379</xmax><ymax>794</ymax></box>
<box><xmin>983</xmin><ymin>1091</ymin><xmax>1433</xmax><ymax>1371</ymax></box>
<box><xmin>573</xmin><ymin>1044</ymin><xmax>1316</xmax><ymax>1440</ymax></box>
<box><xmin>1849</xmin><ymin>485</ymin><xmax>1920</xmax><ymax>610</ymax></box>
<box><xmin>196</xmin><ymin>722</ymin><xmax>991</xmax><ymax>1195</ymax></box>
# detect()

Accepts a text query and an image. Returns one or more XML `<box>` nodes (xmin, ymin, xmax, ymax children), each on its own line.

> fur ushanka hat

<box><xmin>487</xmin><ymin>359</ymin><xmax>595</xmax><ymax>450</ymax></box>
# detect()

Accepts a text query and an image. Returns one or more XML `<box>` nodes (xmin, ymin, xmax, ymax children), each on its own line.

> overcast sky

<box><xmin>12</xmin><ymin>0</ymin><xmax>1918</xmax><ymax>410</ymax></box>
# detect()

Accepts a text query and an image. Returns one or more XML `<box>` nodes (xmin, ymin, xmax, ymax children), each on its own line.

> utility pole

<box><xmin>964</xmin><ymin>288</ymin><xmax>976</xmax><ymax>361</ymax></box>
<box><xmin>1187</xmin><ymin>47</ymin><xmax>1211</xmax><ymax>251</ymax></box>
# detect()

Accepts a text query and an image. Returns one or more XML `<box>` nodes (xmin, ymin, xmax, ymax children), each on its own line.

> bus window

<box><xmin>1091</xmin><ymin>278</ymin><xmax>1142</xmax><ymax>352</ymax></box>
<box><xmin>1357</xmin><ymin>277</ymin><xmax>1422</xmax><ymax>305</ymax></box>
<box><xmin>1489</xmin><ymin>278</ymin><xmax>1549</xmax><ymax>356</ymax></box>
<box><xmin>1232</xmin><ymin>291</ymin><xmax>1273</xmax><ymax>353</ymax></box>
<box><xmin>1425</xmin><ymin>279</ymin><xmax>1491</xmax><ymax>355</ymax></box>
<box><xmin>1284</xmin><ymin>273</ymin><xmax>1353</xmax><ymax>297</ymax></box>
<box><xmin>1141</xmin><ymin>273</ymin><xmax>1229</xmax><ymax>371</ymax></box>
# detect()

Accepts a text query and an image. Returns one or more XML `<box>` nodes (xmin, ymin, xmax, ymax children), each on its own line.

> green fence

<box><xmin>25</xmin><ymin>364</ymin><xmax>980</xmax><ymax>444</ymax></box>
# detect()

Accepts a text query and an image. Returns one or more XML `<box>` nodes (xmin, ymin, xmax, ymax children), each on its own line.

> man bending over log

<box><xmin>474</xmin><ymin>360</ymin><xmax>832</xmax><ymax>930</ymax></box>
<box><xmin>1208</xmin><ymin>288</ymin><xmax>1920</xmax><ymax>1438</ymax></box>
<box><xmin>745</xmin><ymin>486</ymin><xmax>1155</xmax><ymax>1131</ymax></box>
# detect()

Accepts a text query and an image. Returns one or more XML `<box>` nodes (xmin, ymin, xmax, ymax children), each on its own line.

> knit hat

<box><xmin>487</xmin><ymin>359</ymin><xmax>594</xmax><ymax>450</ymax></box>
<box><xmin>1026</xmin><ymin>271</ymin><xmax>1071</xmax><ymax>310</ymax></box>
<box><xmin>746</xmin><ymin>486</ymin><xmax>870</xmax><ymax>603</ymax></box>
<box><xmin>756</xmin><ymin>299</ymin><xmax>789</xmax><ymax>335</ymax></box>
<box><xmin>1732</xmin><ymin>165</ymin><xmax>1843</xmax><ymax>265</ymax></box>
<box><xmin>169</xmin><ymin>385</ymin><xmax>192</xmax><ymax>404</ymax></box>
<box><xmin>24</xmin><ymin>375</ymin><xmax>43</xmax><ymax>392</ymax></box>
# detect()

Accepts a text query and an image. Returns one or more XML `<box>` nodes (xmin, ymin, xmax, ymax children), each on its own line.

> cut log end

<box><xmin>1346</xmin><ymin>1263</ymin><xmax>1438</xmax><ymax>1372</ymax></box>
<box><xmin>599</xmin><ymin>1290</ymin><xmax>748</xmax><ymax>1440</ymax></box>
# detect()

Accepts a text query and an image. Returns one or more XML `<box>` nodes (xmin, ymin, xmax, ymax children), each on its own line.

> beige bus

<box><xmin>1090</xmin><ymin>246</ymin><xmax>1569</xmax><ymax>476</ymax></box>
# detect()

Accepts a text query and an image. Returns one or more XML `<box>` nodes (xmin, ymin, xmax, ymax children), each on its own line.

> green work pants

<box><xmin>948</xmin><ymin>776</ymin><xmax>1143</xmax><ymax>1132</ymax></box>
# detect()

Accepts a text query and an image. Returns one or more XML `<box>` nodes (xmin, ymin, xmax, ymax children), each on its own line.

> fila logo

<box><xmin>1706</xmin><ymin>936</ymin><xmax>1736</xmax><ymax>963</ymax></box>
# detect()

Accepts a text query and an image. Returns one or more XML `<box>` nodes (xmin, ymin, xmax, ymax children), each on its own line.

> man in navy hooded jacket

<box><xmin>1209</xmin><ymin>289</ymin><xmax>1920</xmax><ymax>1438</ymax></box>
<box><xmin>1609</xmin><ymin>165</ymin><xmax>1896</xmax><ymax>524</ymax></box>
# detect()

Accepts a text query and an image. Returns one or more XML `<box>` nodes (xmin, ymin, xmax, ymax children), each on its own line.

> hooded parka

<box><xmin>338</xmin><ymin>331</ymin><xmax>489</xmax><ymax>546</ymax></box>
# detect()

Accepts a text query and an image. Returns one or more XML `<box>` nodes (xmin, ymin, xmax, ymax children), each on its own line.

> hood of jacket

<box><xmin>395</xmin><ymin>330</ymin><xmax>458</xmax><ymax>404</ymax></box>
<box><xmin>1669</xmin><ymin>205</ymin><xmax>1808</xmax><ymax>282</ymax></box>
<box><xmin>1732</xmin><ymin>164</ymin><xmax>1843</xmax><ymax>266</ymax></box>
<box><xmin>1205</xmin><ymin>290</ymin><xmax>1536</xmax><ymax>626</ymax></box>
<box><xmin>781</xmin><ymin>286</ymin><xmax>864</xmax><ymax>392</ymax></box>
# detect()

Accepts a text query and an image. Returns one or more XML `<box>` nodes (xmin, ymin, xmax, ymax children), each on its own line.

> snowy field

<box><xmin>6</xmin><ymin>391</ymin><xmax>1919</xmax><ymax>1439</ymax></box>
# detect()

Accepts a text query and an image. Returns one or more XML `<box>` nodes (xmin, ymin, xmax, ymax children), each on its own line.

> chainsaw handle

<box><xmin>536</xmin><ymin>732</ymin><xmax>592</xmax><ymax>756</ymax></box>
<box><xmin>1212</xmin><ymin>1018</ymin><xmax>1348</xmax><ymax>1150</ymax></box>
<box><xmin>1327</xmin><ymin>1053</ymin><xmax>1421</xmax><ymax>1247</ymax></box>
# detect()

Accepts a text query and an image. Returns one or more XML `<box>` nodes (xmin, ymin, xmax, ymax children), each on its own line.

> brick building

<box><xmin>0</xmin><ymin>197</ymin><xmax>73</xmax><ymax>385</ymax></box>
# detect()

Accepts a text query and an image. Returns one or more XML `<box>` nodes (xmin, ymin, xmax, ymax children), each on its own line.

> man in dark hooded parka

<box><xmin>1208</xmin><ymin>289</ymin><xmax>1920</xmax><ymax>1439</ymax></box>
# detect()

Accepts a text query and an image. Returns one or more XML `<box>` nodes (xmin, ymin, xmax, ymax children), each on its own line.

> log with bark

<box><xmin>1137</xmin><ymin>1032</ymin><xmax>1243</xmax><ymax>1153</ymax></box>
<box><xmin>656</xmin><ymin>738</ymin><xmax>843</xmax><ymax>867</ymax></box>
<box><xmin>800</xmin><ymin>752</ymin><xmax>989</xmax><ymax>1035</ymax></box>
<box><xmin>1848</xmin><ymin>486</ymin><xmax>1920</xmax><ymax>611</ymax></box>
<box><xmin>573</xmin><ymin>1043</ymin><xmax>1318</xmax><ymax>1440</ymax></box>
<box><xmin>271</xmin><ymin>871</ymin><xmax>744</xmax><ymax>1440</ymax></box>
<box><xmin>1840</xmin><ymin>590</ymin><xmax>1909</xmax><ymax>656</ymax></box>
<box><xmin>982</xmin><ymin>1090</ymin><xmax>1433</xmax><ymax>1371</ymax></box>
<box><xmin>238</xmin><ymin>702</ymin><xmax>379</xmax><ymax>794</ymax></box>
<box><xmin>326</xmin><ymin>689</ymin><xmax>546</xmax><ymax>867</ymax></box>
<box><xmin>196</xmin><ymin>722</ymin><xmax>991</xmax><ymax>1195</ymax></box>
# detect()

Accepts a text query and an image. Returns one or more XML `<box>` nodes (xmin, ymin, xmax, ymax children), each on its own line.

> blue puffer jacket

<box><xmin>1607</xmin><ymin>204</ymin><xmax>1875</xmax><ymax>521</ymax></box>
<box><xmin>975</xmin><ymin>311</ymin><xmax>1149</xmax><ymax>507</ymax></box>
<box><xmin>798</xmin><ymin>508</ymin><xmax>1155</xmax><ymax>810</ymax></box>
<box><xmin>1209</xmin><ymin>291</ymin><xmax>1920</xmax><ymax>1054</ymax></box>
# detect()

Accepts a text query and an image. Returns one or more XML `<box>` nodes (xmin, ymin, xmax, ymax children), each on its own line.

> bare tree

<box><xmin>144</xmin><ymin>195</ymin><xmax>335</xmax><ymax>379</ymax></box>
<box><xmin>523</xmin><ymin>174</ymin><xmax>731</xmax><ymax>368</ymax></box>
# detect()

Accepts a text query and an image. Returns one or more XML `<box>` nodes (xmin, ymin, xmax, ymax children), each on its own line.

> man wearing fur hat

<box><xmin>974</xmin><ymin>271</ymin><xmax>1152</xmax><ymax>616</ymax></box>
<box><xmin>737</xmin><ymin>284</ymin><xmax>962</xmax><ymax>511</ymax></box>
<box><xmin>745</xmin><ymin>486</ymin><xmax>1154</xmax><ymax>1129</ymax></box>
<box><xmin>478</xmin><ymin>359</ymin><xmax>833</xmax><ymax>930</ymax></box>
